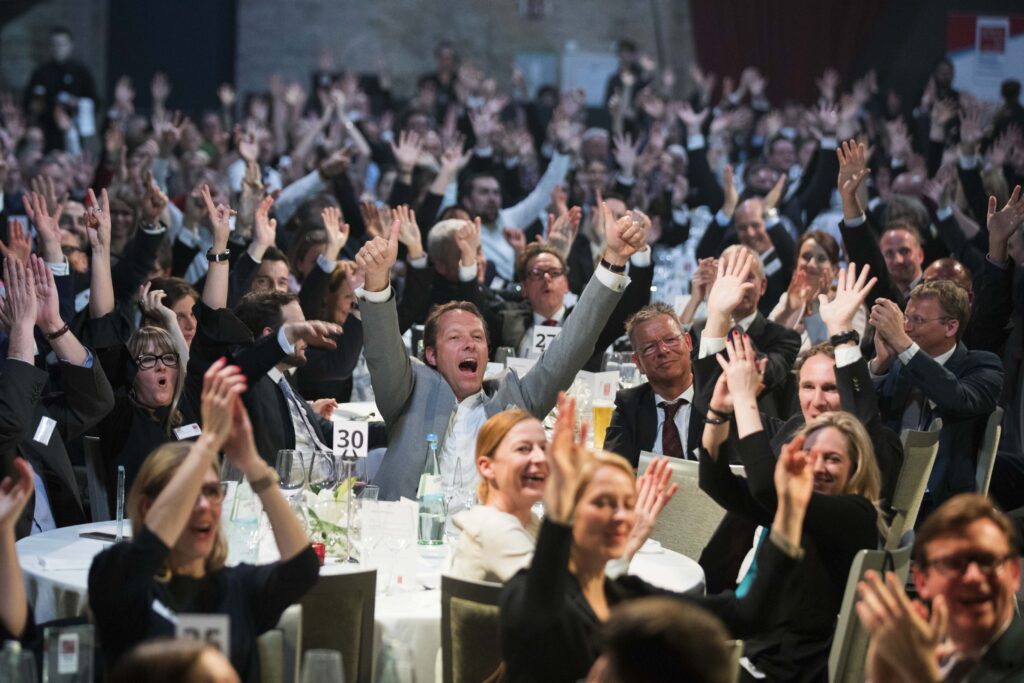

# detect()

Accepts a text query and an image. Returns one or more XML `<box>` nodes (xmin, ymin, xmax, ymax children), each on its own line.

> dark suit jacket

<box><xmin>877</xmin><ymin>342</ymin><xmax>1003</xmax><ymax>506</ymax></box>
<box><xmin>839</xmin><ymin>214</ymin><xmax>906</xmax><ymax>310</ymax></box>
<box><xmin>603</xmin><ymin>382</ymin><xmax>702</xmax><ymax>467</ymax></box>
<box><xmin>958</xmin><ymin>613</ymin><xmax>1024</xmax><ymax>682</ymax></box>
<box><xmin>691</xmin><ymin>312</ymin><xmax>801</xmax><ymax>419</ymax></box>
<box><xmin>0</xmin><ymin>357</ymin><xmax>114</xmax><ymax>537</ymax></box>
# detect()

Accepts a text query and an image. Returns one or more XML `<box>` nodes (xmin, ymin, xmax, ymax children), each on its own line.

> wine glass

<box><xmin>275</xmin><ymin>450</ymin><xmax>308</xmax><ymax>501</ymax></box>
<box><xmin>307</xmin><ymin>451</ymin><xmax>337</xmax><ymax>494</ymax></box>
<box><xmin>300</xmin><ymin>649</ymin><xmax>345</xmax><ymax>683</ymax></box>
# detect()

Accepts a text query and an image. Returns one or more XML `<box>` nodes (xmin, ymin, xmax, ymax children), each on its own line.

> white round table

<box><xmin>18</xmin><ymin>521</ymin><xmax>705</xmax><ymax>682</ymax></box>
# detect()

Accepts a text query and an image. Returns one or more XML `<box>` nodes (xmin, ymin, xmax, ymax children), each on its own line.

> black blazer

<box><xmin>956</xmin><ymin>613</ymin><xmax>1024</xmax><ymax>682</ymax></box>
<box><xmin>603</xmin><ymin>381</ymin><xmax>703</xmax><ymax>467</ymax></box>
<box><xmin>876</xmin><ymin>342</ymin><xmax>1003</xmax><ymax>507</ymax></box>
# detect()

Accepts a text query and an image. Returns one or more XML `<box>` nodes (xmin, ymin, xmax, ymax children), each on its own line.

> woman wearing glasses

<box><xmin>89</xmin><ymin>360</ymin><xmax>318</xmax><ymax>680</ymax></box>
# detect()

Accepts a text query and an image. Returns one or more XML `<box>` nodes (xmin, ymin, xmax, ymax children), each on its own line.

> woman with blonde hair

<box><xmin>89</xmin><ymin>360</ymin><xmax>318</xmax><ymax>680</ymax></box>
<box><xmin>499</xmin><ymin>394</ymin><xmax>812</xmax><ymax>682</ymax></box>
<box><xmin>700</xmin><ymin>333</ymin><xmax>884</xmax><ymax>682</ymax></box>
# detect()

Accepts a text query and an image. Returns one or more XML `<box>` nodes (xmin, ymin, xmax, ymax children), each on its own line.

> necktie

<box><xmin>278</xmin><ymin>376</ymin><xmax>329</xmax><ymax>452</ymax></box>
<box><xmin>658</xmin><ymin>400</ymin><xmax>687</xmax><ymax>460</ymax></box>
<box><xmin>542</xmin><ymin>319</ymin><xmax>558</xmax><ymax>326</ymax></box>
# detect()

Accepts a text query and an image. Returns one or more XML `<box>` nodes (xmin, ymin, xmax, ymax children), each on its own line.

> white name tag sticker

<box><xmin>505</xmin><ymin>356</ymin><xmax>537</xmax><ymax>378</ymax></box>
<box><xmin>333</xmin><ymin>420</ymin><xmax>369</xmax><ymax>459</ymax></box>
<box><xmin>530</xmin><ymin>326</ymin><xmax>562</xmax><ymax>355</ymax></box>
<box><xmin>33</xmin><ymin>416</ymin><xmax>57</xmax><ymax>446</ymax></box>
<box><xmin>174</xmin><ymin>423</ymin><xmax>202</xmax><ymax>440</ymax></box>
<box><xmin>57</xmin><ymin>632</ymin><xmax>79</xmax><ymax>674</ymax></box>
<box><xmin>176</xmin><ymin>614</ymin><xmax>229</xmax><ymax>659</ymax></box>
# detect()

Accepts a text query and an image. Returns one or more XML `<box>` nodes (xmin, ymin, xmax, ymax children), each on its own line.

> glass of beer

<box><xmin>591</xmin><ymin>401</ymin><xmax>614</xmax><ymax>449</ymax></box>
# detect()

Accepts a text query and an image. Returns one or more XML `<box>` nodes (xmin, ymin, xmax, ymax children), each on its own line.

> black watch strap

<box><xmin>599</xmin><ymin>258</ymin><xmax>627</xmax><ymax>274</ymax></box>
<box><xmin>206</xmin><ymin>247</ymin><xmax>231</xmax><ymax>262</ymax></box>
<box><xmin>829</xmin><ymin>329</ymin><xmax>860</xmax><ymax>347</ymax></box>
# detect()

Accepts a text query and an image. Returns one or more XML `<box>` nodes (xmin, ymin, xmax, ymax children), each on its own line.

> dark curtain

<box><xmin>689</xmin><ymin>1</ymin><xmax>888</xmax><ymax>104</ymax></box>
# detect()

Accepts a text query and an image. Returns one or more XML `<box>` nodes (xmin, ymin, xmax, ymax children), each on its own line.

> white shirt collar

<box><xmin>735</xmin><ymin>311</ymin><xmax>758</xmax><ymax>332</ymax></box>
<box><xmin>267</xmin><ymin>366</ymin><xmax>296</xmax><ymax>384</ymax></box>
<box><xmin>653</xmin><ymin>382</ymin><xmax>695</xmax><ymax>406</ymax></box>
<box><xmin>932</xmin><ymin>344</ymin><xmax>957</xmax><ymax>366</ymax></box>
<box><xmin>532</xmin><ymin>307</ymin><xmax>566</xmax><ymax>327</ymax></box>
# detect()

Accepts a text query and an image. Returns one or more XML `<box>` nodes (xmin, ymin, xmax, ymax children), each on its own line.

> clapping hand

<box><xmin>819</xmin><ymin>262</ymin><xmax>876</xmax><ymax>336</ymax></box>
<box><xmin>354</xmin><ymin>218</ymin><xmax>400</xmax><ymax>292</ymax></box>
<box><xmin>869</xmin><ymin>298</ymin><xmax>912</xmax><ymax>355</ymax></box>
<box><xmin>0</xmin><ymin>219</ymin><xmax>31</xmax><ymax>263</ymax></box>
<box><xmin>624</xmin><ymin>457</ymin><xmax>678</xmax><ymax>558</ymax></box>
<box><xmin>200</xmin><ymin>359</ymin><xmax>249</xmax><ymax>451</ymax></box>
<box><xmin>544</xmin><ymin>206</ymin><xmax>582</xmax><ymax>259</ymax></box>
<box><xmin>503</xmin><ymin>227</ymin><xmax>526</xmax><ymax>256</ymax></box>
<box><xmin>715</xmin><ymin>332</ymin><xmax>767</xmax><ymax>403</ymax></box>
<box><xmin>0</xmin><ymin>458</ymin><xmax>34</xmax><ymax>534</ymax></box>
<box><xmin>772</xmin><ymin>434</ymin><xmax>815</xmax><ymax>547</ymax></box>
<box><xmin>706</xmin><ymin>249</ymin><xmax>756</xmax><ymax>327</ymax></box>
<box><xmin>544</xmin><ymin>393</ymin><xmax>589</xmax><ymax>524</ymax></box>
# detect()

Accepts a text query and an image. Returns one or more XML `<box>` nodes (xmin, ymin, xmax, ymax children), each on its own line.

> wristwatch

<box><xmin>829</xmin><ymin>329</ymin><xmax>861</xmax><ymax>347</ymax></box>
<box><xmin>599</xmin><ymin>257</ymin><xmax>626</xmax><ymax>274</ymax></box>
<box><xmin>206</xmin><ymin>247</ymin><xmax>231</xmax><ymax>263</ymax></box>
<box><xmin>249</xmin><ymin>469</ymin><xmax>280</xmax><ymax>494</ymax></box>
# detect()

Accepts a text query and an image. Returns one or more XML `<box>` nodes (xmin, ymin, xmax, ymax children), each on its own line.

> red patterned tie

<box><xmin>659</xmin><ymin>400</ymin><xmax>685</xmax><ymax>459</ymax></box>
<box><xmin>542</xmin><ymin>319</ymin><xmax>558</xmax><ymax>326</ymax></box>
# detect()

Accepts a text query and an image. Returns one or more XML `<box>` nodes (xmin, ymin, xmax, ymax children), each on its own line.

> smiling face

<box><xmin>881</xmin><ymin>228</ymin><xmax>924</xmax><ymax>291</ymax></box>
<box><xmin>478</xmin><ymin>418</ymin><xmax>548</xmax><ymax>513</ymax></box>
<box><xmin>573</xmin><ymin>465</ymin><xmax>637</xmax><ymax>562</ymax></box>
<box><xmin>133</xmin><ymin>341</ymin><xmax>179</xmax><ymax>407</ymax></box>
<box><xmin>521</xmin><ymin>252</ymin><xmax>568</xmax><ymax>319</ymax></box>
<box><xmin>797</xmin><ymin>239</ymin><xmax>835</xmax><ymax>292</ymax></box>
<box><xmin>171</xmin><ymin>295</ymin><xmax>197</xmax><ymax>347</ymax></box>
<box><xmin>630</xmin><ymin>314</ymin><xmax>691</xmax><ymax>389</ymax></box>
<box><xmin>169</xmin><ymin>468</ymin><xmax>223</xmax><ymax>569</ymax></box>
<box><xmin>798</xmin><ymin>354</ymin><xmax>840</xmax><ymax>421</ymax></box>
<box><xmin>915</xmin><ymin>519</ymin><xmax>1021</xmax><ymax>651</ymax></box>
<box><xmin>425</xmin><ymin>309</ymin><xmax>488</xmax><ymax>401</ymax></box>
<box><xmin>804</xmin><ymin>426</ymin><xmax>852</xmax><ymax>496</ymax></box>
<box><xmin>253</xmin><ymin>259</ymin><xmax>291</xmax><ymax>293</ymax></box>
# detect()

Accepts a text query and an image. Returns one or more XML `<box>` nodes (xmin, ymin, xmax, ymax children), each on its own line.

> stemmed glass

<box><xmin>275</xmin><ymin>449</ymin><xmax>308</xmax><ymax>527</ymax></box>
<box><xmin>300</xmin><ymin>649</ymin><xmax>345</xmax><ymax>683</ymax></box>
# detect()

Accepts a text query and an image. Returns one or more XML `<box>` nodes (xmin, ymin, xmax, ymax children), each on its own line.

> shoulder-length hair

<box><xmin>475</xmin><ymin>409</ymin><xmax>537</xmax><ymax>503</ymax></box>
<box><xmin>128</xmin><ymin>326</ymin><xmax>185</xmax><ymax>434</ymax></box>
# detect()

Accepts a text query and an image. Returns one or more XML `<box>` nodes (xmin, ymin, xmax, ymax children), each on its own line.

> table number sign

<box><xmin>332</xmin><ymin>419</ymin><xmax>369</xmax><ymax>458</ymax></box>
<box><xmin>176</xmin><ymin>614</ymin><xmax>230</xmax><ymax>659</ymax></box>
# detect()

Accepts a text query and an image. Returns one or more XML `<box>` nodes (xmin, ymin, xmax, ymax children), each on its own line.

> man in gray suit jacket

<box><xmin>355</xmin><ymin>210</ymin><xmax>647</xmax><ymax>500</ymax></box>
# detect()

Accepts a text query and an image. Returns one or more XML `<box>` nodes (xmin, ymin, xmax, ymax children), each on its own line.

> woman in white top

<box><xmin>450</xmin><ymin>400</ymin><xmax>675</xmax><ymax>583</ymax></box>
<box><xmin>769</xmin><ymin>230</ymin><xmax>867</xmax><ymax>351</ymax></box>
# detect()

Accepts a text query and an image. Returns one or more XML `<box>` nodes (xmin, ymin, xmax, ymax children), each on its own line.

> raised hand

<box><xmin>503</xmin><ymin>227</ymin><xmax>526</xmax><ymax>256</ymax></box>
<box><xmin>706</xmin><ymin>249</ymin><xmax>755</xmax><ymax>322</ymax></box>
<box><xmin>722</xmin><ymin>165</ymin><xmax>739</xmax><ymax>218</ymax></box>
<box><xmin>763</xmin><ymin>172</ymin><xmax>787</xmax><ymax>212</ymax></box>
<box><xmin>818</xmin><ymin>263</ymin><xmax>876</xmax><ymax>335</ymax></box>
<box><xmin>691</xmin><ymin>257</ymin><xmax>718</xmax><ymax>302</ymax></box>
<box><xmin>676</xmin><ymin>102</ymin><xmax>709</xmax><ymax>135</ymax></box>
<box><xmin>23</xmin><ymin>189</ymin><xmax>63</xmax><ymax>263</ymax></box>
<box><xmin>200</xmin><ymin>359</ymin><xmax>249</xmax><ymax>450</ymax></box>
<box><xmin>252</xmin><ymin>195</ymin><xmax>277</xmax><ymax>254</ymax></box>
<box><xmin>611</xmin><ymin>132</ymin><xmax>641</xmax><ymax>178</ymax></box>
<box><xmin>85</xmin><ymin>188</ymin><xmax>111</xmax><ymax>254</ymax></box>
<box><xmin>544</xmin><ymin>393</ymin><xmax>589</xmax><ymax>524</ymax></box>
<box><xmin>390</xmin><ymin>129</ymin><xmax>423</xmax><ymax>176</ymax></box>
<box><xmin>601</xmin><ymin>203</ymin><xmax>647</xmax><ymax>266</ymax></box>
<box><xmin>987</xmin><ymin>184</ymin><xmax>1024</xmax><ymax>246</ymax></box>
<box><xmin>200</xmin><ymin>183</ymin><xmax>232</xmax><ymax>252</ymax></box>
<box><xmin>624</xmin><ymin>457</ymin><xmax>678</xmax><ymax>558</ymax></box>
<box><xmin>321</xmin><ymin>206</ymin><xmax>349</xmax><ymax>261</ymax></box>
<box><xmin>454</xmin><ymin>217</ymin><xmax>482</xmax><ymax>267</ymax></box>
<box><xmin>544</xmin><ymin>206</ymin><xmax>582</xmax><ymax>258</ymax></box>
<box><xmin>715</xmin><ymin>332</ymin><xmax>766</xmax><ymax>402</ymax></box>
<box><xmin>137</xmin><ymin>281</ymin><xmax>176</xmax><ymax>328</ymax></box>
<box><xmin>836</xmin><ymin>139</ymin><xmax>871</xmax><ymax>218</ymax></box>
<box><xmin>0</xmin><ymin>220</ymin><xmax>31</xmax><ymax>263</ymax></box>
<box><xmin>784</xmin><ymin>269</ymin><xmax>816</xmax><ymax>313</ymax></box>
<box><xmin>869</xmin><ymin>298</ymin><xmax>912</xmax><ymax>355</ymax></box>
<box><xmin>3</xmin><ymin>257</ymin><xmax>36</xmax><ymax>331</ymax></box>
<box><xmin>355</xmin><ymin>219</ymin><xmax>400</xmax><ymax>291</ymax></box>
<box><xmin>30</xmin><ymin>255</ymin><xmax>62</xmax><ymax>335</ymax></box>
<box><xmin>393</xmin><ymin>204</ymin><xmax>424</xmax><ymax>260</ymax></box>
<box><xmin>815</xmin><ymin>68</ymin><xmax>840</xmax><ymax>103</ymax></box>
<box><xmin>773</xmin><ymin>434</ymin><xmax>815</xmax><ymax>547</ymax></box>
<box><xmin>140</xmin><ymin>171</ymin><xmax>169</xmax><ymax>223</ymax></box>
<box><xmin>282</xmin><ymin>320</ymin><xmax>344</xmax><ymax>350</ymax></box>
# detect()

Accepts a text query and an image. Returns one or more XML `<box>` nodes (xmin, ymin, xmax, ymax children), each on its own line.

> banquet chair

<box><xmin>725</xmin><ymin>639</ymin><xmax>743</xmax><ymax>683</ymax></box>
<box><xmin>827</xmin><ymin>544</ymin><xmax>913</xmax><ymax>683</ymax></box>
<box><xmin>299</xmin><ymin>570</ymin><xmax>375</xmax><ymax>683</ymax></box>
<box><xmin>83</xmin><ymin>436</ymin><xmax>111</xmax><ymax>522</ymax></box>
<box><xmin>441</xmin><ymin>575</ymin><xmax>503</xmax><ymax>683</ymax></box>
<box><xmin>258</xmin><ymin>604</ymin><xmax>302</xmax><ymax>683</ymax></box>
<box><xmin>639</xmin><ymin>453</ymin><xmax>742</xmax><ymax>561</ymax></box>
<box><xmin>883</xmin><ymin>421</ymin><xmax>941</xmax><ymax>551</ymax></box>
<box><xmin>975</xmin><ymin>407</ymin><xmax>1004</xmax><ymax>496</ymax></box>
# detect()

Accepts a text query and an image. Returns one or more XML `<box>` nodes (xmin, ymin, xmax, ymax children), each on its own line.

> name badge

<box><xmin>34</xmin><ymin>416</ymin><xmax>57</xmax><ymax>445</ymax></box>
<box><xmin>332</xmin><ymin>420</ymin><xmax>369</xmax><ymax>459</ymax></box>
<box><xmin>176</xmin><ymin>614</ymin><xmax>230</xmax><ymax>659</ymax></box>
<box><xmin>174</xmin><ymin>423</ymin><xmax>202</xmax><ymax>440</ymax></box>
<box><xmin>530</xmin><ymin>326</ymin><xmax>561</xmax><ymax>355</ymax></box>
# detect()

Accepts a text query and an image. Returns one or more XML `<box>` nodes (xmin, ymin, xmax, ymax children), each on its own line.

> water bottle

<box><xmin>416</xmin><ymin>434</ymin><xmax>445</xmax><ymax>545</ymax></box>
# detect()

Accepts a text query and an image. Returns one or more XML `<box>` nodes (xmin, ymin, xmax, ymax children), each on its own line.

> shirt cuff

<box><xmin>77</xmin><ymin>349</ymin><xmax>94</xmax><ymax>369</ymax></box>
<box><xmin>959</xmin><ymin>154</ymin><xmax>980</xmax><ymax>170</ymax></box>
<box><xmin>458</xmin><ymin>262</ymin><xmax>477</xmax><ymax>282</ymax></box>
<box><xmin>671</xmin><ymin>208</ymin><xmax>690</xmax><ymax>226</ymax></box>
<box><xmin>277</xmin><ymin>326</ymin><xmax>295</xmax><ymax>355</ymax></box>
<box><xmin>687</xmin><ymin>134</ymin><xmax>706</xmax><ymax>150</ymax></box>
<box><xmin>819</xmin><ymin>137</ymin><xmax>838</xmax><ymax>150</ymax></box>
<box><xmin>897</xmin><ymin>342</ymin><xmax>920</xmax><ymax>365</ymax></box>
<box><xmin>356</xmin><ymin>286</ymin><xmax>393</xmax><ymax>303</ymax></box>
<box><xmin>594</xmin><ymin>263</ymin><xmax>630</xmax><ymax>293</ymax></box>
<box><xmin>316</xmin><ymin>253</ymin><xmax>336</xmax><ymax>274</ymax></box>
<box><xmin>845</xmin><ymin>213</ymin><xmax>867</xmax><ymax>228</ymax></box>
<box><xmin>474</xmin><ymin>146</ymin><xmax>494</xmax><ymax>158</ymax></box>
<box><xmin>630</xmin><ymin>248</ymin><xmax>651</xmax><ymax>268</ymax></box>
<box><xmin>986</xmin><ymin>254</ymin><xmax>1010</xmax><ymax>270</ymax></box>
<box><xmin>615</xmin><ymin>173</ymin><xmax>635</xmax><ymax>186</ymax></box>
<box><xmin>935</xmin><ymin>206</ymin><xmax>954</xmax><ymax>221</ymax></box>
<box><xmin>834</xmin><ymin>345</ymin><xmax>862</xmax><ymax>368</ymax></box>
<box><xmin>47</xmin><ymin>259</ymin><xmax>70</xmax><ymax>277</ymax></box>
<box><xmin>764</xmin><ymin>211</ymin><xmax>781</xmax><ymax>228</ymax></box>
<box><xmin>715</xmin><ymin>209</ymin><xmax>731</xmax><ymax>226</ymax></box>
<box><xmin>699</xmin><ymin>336</ymin><xmax>726</xmax><ymax>358</ymax></box>
<box><xmin>140</xmin><ymin>223</ymin><xmax>167</xmax><ymax>236</ymax></box>
<box><xmin>408</xmin><ymin>255</ymin><xmax>428</xmax><ymax>269</ymax></box>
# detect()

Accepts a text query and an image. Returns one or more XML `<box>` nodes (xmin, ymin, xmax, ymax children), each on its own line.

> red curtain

<box><xmin>689</xmin><ymin>0</ymin><xmax>888</xmax><ymax>104</ymax></box>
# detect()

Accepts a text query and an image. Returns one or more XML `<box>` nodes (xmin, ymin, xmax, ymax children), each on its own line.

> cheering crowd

<box><xmin>1</xmin><ymin>24</ymin><xmax>1024</xmax><ymax>682</ymax></box>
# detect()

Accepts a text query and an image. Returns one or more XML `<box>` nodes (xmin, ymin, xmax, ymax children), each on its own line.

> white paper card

<box><xmin>33</xmin><ymin>416</ymin><xmax>57</xmax><ymax>446</ymax></box>
<box><xmin>576</xmin><ymin>371</ymin><xmax>618</xmax><ymax>403</ymax></box>
<box><xmin>57</xmin><ymin>632</ymin><xmax>79</xmax><ymax>674</ymax></box>
<box><xmin>506</xmin><ymin>356</ymin><xmax>537</xmax><ymax>378</ymax></box>
<box><xmin>530</xmin><ymin>325</ymin><xmax>561</xmax><ymax>356</ymax></box>
<box><xmin>332</xmin><ymin>419</ymin><xmax>369</xmax><ymax>458</ymax></box>
<box><xmin>360</xmin><ymin>499</ymin><xmax>417</xmax><ymax>545</ymax></box>
<box><xmin>177</xmin><ymin>614</ymin><xmax>230</xmax><ymax>659</ymax></box>
<box><xmin>174</xmin><ymin>423</ymin><xmax>202</xmax><ymax>440</ymax></box>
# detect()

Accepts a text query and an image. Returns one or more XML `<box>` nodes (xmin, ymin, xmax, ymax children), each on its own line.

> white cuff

<box><xmin>671</xmin><ymin>208</ymin><xmax>690</xmax><ymax>226</ymax></box>
<box><xmin>819</xmin><ymin>137</ymin><xmax>838</xmax><ymax>150</ymax></box>
<box><xmin>615</xmin><ymin>173</ymin><xmax>635</xmax><ymax>186</ymax></box>
<box><xmin>764</xmin><ymin>211</ymin><xmax>781</xmax><ymax>228</ymax></box>
<box><xmin>936</xmin><ymin>206</ymin><xmax>954</xmax><ymax>221</ymax></box>
<box><xmin>316</xmin><ymin>253</ymin><xmax>336</xmax><ymax>274</ymax></box>
<box><xmin>356</xmin><ymin>286</ymin><xmax>393</xmax><ymax>303</ymax></box>
<box><xmin>140</xmin><ymin>224</ymin><xmax>167</xmax><ymax>236</ymax></box>
<box><xmin>687</xmin><ymin>134</ymin><xmax>706</xmax><ymax>150</ymax></box>
<box><xmin>715</xmin><ymin>209</ymin><xmax>731</xmax><ymax>226</ymax></box>
<box><xmin>845</xmin><ymin>213</ymin><xmax>867</xmax><ymax>228</ymax></box>
<box><xmin>698</xmin><ymin>336</ymin><xmax>726</xmax><ymax>358</ymax></box>
<box><xmin>594</xmin><ymin>264</ymin><xmax>630</xmax><ymax>293</ymax></box>
<box><xmin>474</xmin><ymin>146</ymin><xmax>494</xmax><ymax>158</ymax></box>
<box><xmin>47</xmin><ymin>259</ymin><xmax>70</xmax><ymax>277</ymax></box>
<box><xmin>897</xmin><ymin>342</ymin><xmax>920</xmax><ymax>365</ymax></box>
<box><xmin>277</xmin><ymin>326</ymin><xmax>295</xmax><ymax>355</ymax></box>
<box><xmin>868</xmin><ymin>196</ymin><xmax>882</xmax><ymax>211</ymax></box>
<box><xmin>408</xmin><ymin>255</ymin><xmax>428</xmax><ymax>269</ymax></box>
<box><xmin>630</xmin><ymin>247</ymin><xmax>651</xmax><ymax>268</ymax></box>
<box><xmin>834</xmin><ymin>345</ymin><xmax>862</xmax><ymax>368</ymax></box>
<box><xmin>458</xmin><ymin>262</ymin><xmax>477</xmax><ymax>282</ymax></box>
<box><xmin>958</xmin><ymin>154</ymin><xmax>979</xmax><ymax>170</ymax></box>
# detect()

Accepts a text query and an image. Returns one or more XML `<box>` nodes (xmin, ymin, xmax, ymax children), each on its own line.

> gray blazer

<box><xmin>362</xmin><ymin>271</ymin><xmax>625</xmax><ymax>500</ymax></box>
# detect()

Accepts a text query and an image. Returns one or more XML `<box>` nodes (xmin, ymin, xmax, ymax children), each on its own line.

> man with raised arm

<box><xmin>355</xmin><ymin>205</ymin><xmax>646</xmax><ymax>500</ymax></box>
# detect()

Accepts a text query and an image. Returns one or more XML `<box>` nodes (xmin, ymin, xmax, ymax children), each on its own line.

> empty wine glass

<box><xmin>300</xmin><ymin>649</ymin><xmax>345</xmax><ymax>683</ymax></box>
<box><xmin>307</xmin><ymin>451</ymin><xmax>337</xmax><ymax>494</ymax></box>
<box><xmin>275</xmin><ymin>450</ymin><xmax>308</xmax><ymax>500</ymax></box>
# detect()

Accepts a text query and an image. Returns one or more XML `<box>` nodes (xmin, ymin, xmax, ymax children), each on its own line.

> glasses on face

<box><xmin>924</xmin><ymin>552</ymin><xmax>1012</xmax><ymax>578</ymax></box>
<box><xmin>904</xmin><ymin>315</ymin><xmax>951</xmax><ymax>327</ymax></box>
<box><xmin>196</xmin><ymin>482</ymin><xmax>228</xmax><ymax>505</ymax></box>
<box><xmin>639</xmin><ymin>334</ymin><xmax>684</xmax><ymax>358</ymax></box>
<box><xmin>525</xmin><ymin>267</ymin><xmax>565</xmax><ymax>281</ymax></box>
<box><xmin>136</xmin><ymin>352</ymin><xmax>179</xmax><ymax>370</ymax></box>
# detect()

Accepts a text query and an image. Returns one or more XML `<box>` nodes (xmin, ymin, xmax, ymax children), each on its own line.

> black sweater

<box><xmin>89</xmin><ymin>526</ymin><xmax>319</xmax><ymax>681</ymax></box>
<box><xmin>499</xmin><ymin>518</ymin><xmax>796</xmax><ymax>683</ymax></box>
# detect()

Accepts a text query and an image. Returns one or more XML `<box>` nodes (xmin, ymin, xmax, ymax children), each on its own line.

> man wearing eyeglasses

<box><xmin>603</xmin><ymin>304</ymin><xmax>698</xmax><ymax>466</ymax></box>
<box><xmin>869</xmin><ymin>279</ymin><xmax>1003</xmax><ymax>509</ymax></box>
<box><xmin>858</xmin><ymin>494</ymin><xmax>1024</xmax><ymax>682</ymax></box>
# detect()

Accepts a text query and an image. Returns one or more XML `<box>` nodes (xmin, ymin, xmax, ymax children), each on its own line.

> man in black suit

<box><xmin>859</xmin><ymin>494</ymin><xmax>1024</xmax><ymax>683</ymax></box>
<box><xmin>870</xmin><ymin>279</ymin><xmax>1003</xmax><ymax>510</ymax></box>
<box><xmin>693</xmin><ymin>245</ymin><xmax>801</xmax><ymax>419</ymax></box>
<box><xmin>604</xmin><ymin>303</ymin><xmax>700</xmax><ymax>466</ymax></box>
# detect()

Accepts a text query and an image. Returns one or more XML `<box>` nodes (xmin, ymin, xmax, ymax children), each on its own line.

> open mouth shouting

<box><xmin>458</xmin><ymin>358</ymin><xmax>479</xmax><ymax>376</ymax></box>
<box><xmin>521</xmin><ymin>470</ymin><xmax>546</xmax><ymax>491</ymax></box>
<box><xmin>189</xmin><ymin>520</ymin><xmax>215</xmax><ymax>543</ymax></box>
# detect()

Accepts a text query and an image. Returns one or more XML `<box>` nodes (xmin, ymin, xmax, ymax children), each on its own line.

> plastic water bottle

<box><xmin>417</xmin><ymin>434</ymin><xmax>445</xmax><ymax>545</ymax></box>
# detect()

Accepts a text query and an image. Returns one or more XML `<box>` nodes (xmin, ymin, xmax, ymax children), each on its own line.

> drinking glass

<box><xmin>300</xmin><ymin>649</ymin><xmax>345</xmax><ymax>683</ymax></box>
<box><xmin>276</xmin><ymin>449</ymin><xmax>308</xmax><ymax>525</ymax></box>
<box><xmin>495</xmin><ymin>346</ymin><xmax>516</xmax><ymax>364</ymax></box>
<box><xmin>307</xmin><ymin>451</ymin><xmax>337</xmax><ymax>494</ymax></box>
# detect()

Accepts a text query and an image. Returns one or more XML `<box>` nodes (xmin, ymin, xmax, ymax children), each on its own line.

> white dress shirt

<box><xmin>652</xmin><ymin>383</ymin><xmax>696</xmax><ymax>458</ymax></box>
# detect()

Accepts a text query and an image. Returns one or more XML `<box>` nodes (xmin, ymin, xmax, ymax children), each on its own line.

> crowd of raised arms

<box><xmin>1</xmin><ymin>26</ymin><xmax>1024</xmax><ymax>683</ymax></box>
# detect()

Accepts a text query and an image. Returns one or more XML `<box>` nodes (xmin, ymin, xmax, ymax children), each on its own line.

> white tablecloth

<box><xmin>18</xmin><ymin>521</ymin><xmax>704</xmax><ymax>682</ymax></box>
